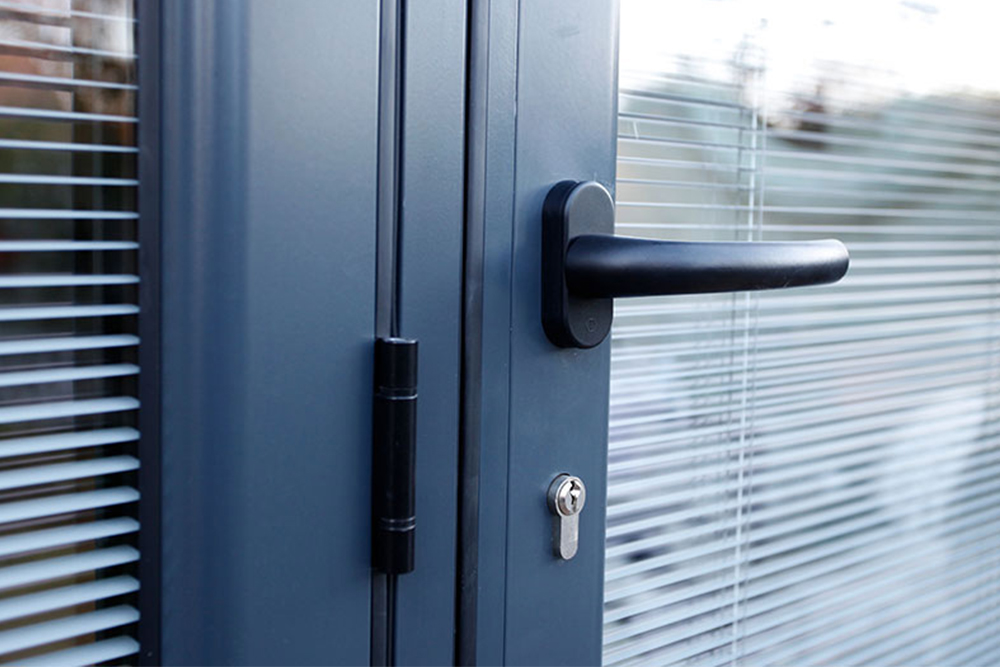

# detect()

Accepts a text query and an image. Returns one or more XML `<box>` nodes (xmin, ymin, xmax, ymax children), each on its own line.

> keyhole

<box><xmin>568</xmin><ymin>485</ymin><xmax>582</xmax><ymax>511</ymax></box>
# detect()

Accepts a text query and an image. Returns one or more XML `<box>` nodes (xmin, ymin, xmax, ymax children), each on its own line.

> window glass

<box><xmin>606</xmin><ymin>2</ymin><xmax>1000</xmax><ymax>665</ymax></box>
<box><xmin>0</xmin><ymin>1</ymin><xmax>141</xmax><ymax>663</ymax></box>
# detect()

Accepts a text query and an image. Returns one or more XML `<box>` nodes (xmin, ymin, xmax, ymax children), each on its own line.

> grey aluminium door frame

<box><xmin>154</xmin><ymin>0</ymin><xmax>612</xmax><ymax>662</ymax></box>
<box><xmin>156</xmin><ymin>1</ymin><xmax>466</xmax><ymax>664</ymax></box>
<box><xmin>461</xmin><ymin>1</ymin><xmax>619</xmax><ymax>665</ymax></box>
<box><xmin>159</xmin><ymin>2</ymin><xmax>380</xmax><ymax>663</ymax></box>
<box><xmin>384</xmin><ymin>0</ymin><xmax>467</xmax><ymax>664</ymax></box>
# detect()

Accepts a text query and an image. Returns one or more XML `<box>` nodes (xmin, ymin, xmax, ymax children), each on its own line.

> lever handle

<box><xmin>542</xmin><ymin>180</ymin><xmax>850</xmax><ymax>348</ymax></box>
<box><xmin>566</xmin><ymin>236</ymin><xmax>848</xmax><ymax>298</ymax></box>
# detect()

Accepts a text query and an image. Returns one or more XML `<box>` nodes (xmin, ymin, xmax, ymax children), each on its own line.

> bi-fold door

<box><xmin>5</xmin><ymin>1</ymin><xmax>1000</xmax><ymax>666</ymax></box>
<box><xmin>464</xmin><ymin>1</ymin><xmax>1000</xmax><ymax>666</ymax></box>
<box><xmin>0</xmin><ymin>1</ymin><xmax>467</xmax><ymax>665</ymax></box>
<box><xmin>156</xmin><ymin>1</ymin><xmax>466</xmax><ymax>665</ymax></box>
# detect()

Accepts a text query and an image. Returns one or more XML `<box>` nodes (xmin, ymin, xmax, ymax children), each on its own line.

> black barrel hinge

<box><xmin>372</xmin><ymin>337</ymin><xmax>418</xmax><ymax>574</ymax></box>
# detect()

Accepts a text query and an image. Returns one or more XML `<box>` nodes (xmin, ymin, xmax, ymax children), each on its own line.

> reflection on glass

<box><xmin>0</xmin><ymin>1</ymin><xmax>140</xmax><ymax>663</ymax></box>
<box><xmin>607</xmin><ymin>1</ymin><xmax>1000</xmax><ymax>665</ymax></box>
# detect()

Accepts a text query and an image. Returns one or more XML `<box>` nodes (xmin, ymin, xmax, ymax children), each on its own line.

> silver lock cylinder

<box><xmin>547</xmin><ymin>474</ymin><xmax>586</xmax><ymax>560</ymax></box>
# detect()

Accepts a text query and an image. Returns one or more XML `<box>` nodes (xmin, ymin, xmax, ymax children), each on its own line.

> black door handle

<box><xmin>566</xmin><ymin>236</ymin><xmax>849</xmax><ymax>298</ymax></box>
<box><xmin>542</xmin><ymin>180</ymin><xmax>850</xmax><ymax>348</ymax></box>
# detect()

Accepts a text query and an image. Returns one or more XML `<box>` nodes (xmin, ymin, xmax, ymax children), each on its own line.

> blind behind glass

<box><xmin>605</xmin><ymin>1</ymin><xmax>1000</xmax><ymax>665</ymax></box>
<box><xmin>0</xmin><ymin>1</ymin><xmax>141</xmax><ymax>664</ymax></box>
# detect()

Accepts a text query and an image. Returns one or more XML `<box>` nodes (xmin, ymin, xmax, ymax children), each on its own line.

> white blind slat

<box><xmin>0</xmin><ymin>397</ymin><xmax>140</xmax><ymax>425</ymax></box>
<box><xmin>14</xmin><ymin>636</ymin><xmax>140</xmax><ymax>667</ymax></box>
<box><xmin>0</xmin><ymin>174</ymin><xmax>138</xmax><ymax>186</ymax></box>
<box><xmin>0</xmin><ymin>606</ymin><xmax>139</xmax><ymax>658</ymax></box>
<box><xmin>0</xmin><ymin>548</ymin><xmax>140</xmax><ymax>592</ymax></box>
<box><xmin>0</xmin><ymin>334</ymin><xmax>140</xmax><ymax>356</ymax></box>
<box><xmin>0</xmin><ymin>428</ymin><xmax>139</xmax><ymax>459</ymax></box>
<box><xmin>0</xmin><ymin>138</ymin><xmax>137</xmax><ymax>153</ymax></box>
<box><xmin>0</xmin><ymin>273</ymin><xmax>138</xmax><ymax>287</ymax></box>
<box><xmin>0</xmin><ymin>105</ymin><xmax>136</xmax><ymax>123</ymax></box>
<box><xmin>0</xmin><ymin>304</ymin><xmax>139</xmax><ymax>321</ymax></box>
<box><xmin>0</xmin><ymin>576</ymin><xmax>139</xmax><ymax>624</ymax></box>
<box><xmin>0</xmin><ymin>70</ymin><xmax>137</xmax><ymax>91</ymax></box>
<box><xmin>0</xmin><ymin>455</ymin><xmax>139</xmax><ymax>491</ymax></box>
<box><xmin>0</xmin><ymin>488</ymin><xmax>139</xmax><ymax>524</ymax></box>
<box><xmin>0</xmin><ymin>517</ymin><xmax>140</xmax><ymax>558</ymax></box>
<box><xmin>0</xmin><ymin>363</ymin><xmax>140</xmax><ymax>388</ymax></box>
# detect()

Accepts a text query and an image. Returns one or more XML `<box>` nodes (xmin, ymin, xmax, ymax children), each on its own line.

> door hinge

<box><xmin>372</xmin><ymin>337</ymin><xmax>418</xmax><ymax>574</ymax></box>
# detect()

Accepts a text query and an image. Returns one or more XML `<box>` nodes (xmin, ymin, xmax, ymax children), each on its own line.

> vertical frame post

<box><xmin>468</xmin><ymin>0</ymin><xmax>620</xmax><ymax>663</ymax></box>
<box><xmin>136</xmin><ymin>0</ymin><xmax>162</xmax><ymax>663</ymax></box>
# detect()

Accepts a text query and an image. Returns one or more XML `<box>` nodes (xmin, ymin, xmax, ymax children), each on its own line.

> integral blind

<box><xmin>0</xmin><ymin>1</ymin><xmax>141</xmax><ymax>664</ymax></box>
<box><xmin>605</xmin><ymin>1</ymin><xmax>1000</xmax><ymax>666</ymax></box>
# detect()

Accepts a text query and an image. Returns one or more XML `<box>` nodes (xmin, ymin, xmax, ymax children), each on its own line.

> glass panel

<box><xmin>606</xmin><ymin>2</ymin><xmax>1000</xmax><ymax>665</ymax></box>
<box><xmin>0</xmin><ymin>1</ymin><xmax>140</xmax><ymax>663</ymax></box>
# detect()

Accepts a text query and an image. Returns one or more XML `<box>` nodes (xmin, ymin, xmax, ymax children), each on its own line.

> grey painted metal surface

<box><xmin>473</xmin><ymin>0</ymin><xmax>620</xmax><ymax>664</ymax></box>
<box><xmin>394</xmin><ymin>0</ymin><xmax>467</xmax><ymax>664</ymax></box>
<box><xmin>503</xmin><ymin>2</ymin><xmax>618</xmax><ymax>663</ymax></box>
<box><xmin>136</xmin><ymin>0</ymin><xmax>162</xmax><ymax>663</ymax></box>
<box><xmin>159</xmin><ymin>2</ymin><xmax>378</xmax><ymax>664</ymax></box>
<box><xmin>467</xmin><ymin>0</ymin><xmax>519</xmax><ymax>663</ymax></box>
